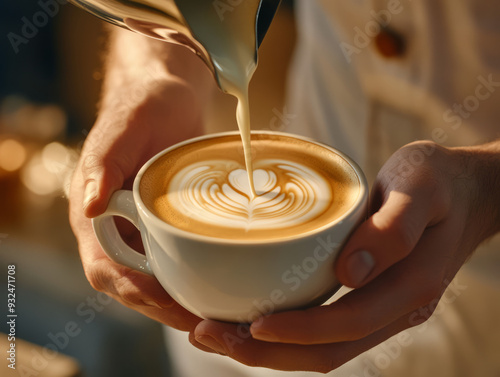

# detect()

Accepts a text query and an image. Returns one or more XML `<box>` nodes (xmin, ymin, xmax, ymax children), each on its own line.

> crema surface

<box><xmin>140</xmin><ymin>134</ymin><xmax>360</xmax><ymax>240</ymax></box>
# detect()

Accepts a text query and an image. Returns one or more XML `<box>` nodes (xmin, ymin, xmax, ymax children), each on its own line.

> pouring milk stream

<box><xmin>176</xmin><ymin>0</ymin><xmax>262</xmax><ymax>197</ymax></box>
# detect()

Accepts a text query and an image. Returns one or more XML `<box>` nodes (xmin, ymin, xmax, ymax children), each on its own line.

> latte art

<box><xmin>140</xmin><ymin>133</ymin><xmax>360</xmax><ymax>241</ymax></box>
<box><xmin>169</xmin><ymin>160</ymin><xmax>331</xmax><ymax>231</ymax></box>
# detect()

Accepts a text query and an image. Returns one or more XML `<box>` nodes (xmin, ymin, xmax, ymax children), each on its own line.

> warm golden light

<box><xmin>42</xmin><ymin>142</ymin><xmax>70</xmax><ymax>173</ymax></box>
<box><xmin>21</xmin><ymin>153</ymin><xmax>60</xmax><ymax>196</ymax></box>
<box><xmin>0</xmin><ymin>139</ymin><xmax>27</xmax><ymax>172</ymax></box>
<box><xmin>20</xmin><ymin>142</ymin><xmax>77</xmax><ymax>196</ymax></box>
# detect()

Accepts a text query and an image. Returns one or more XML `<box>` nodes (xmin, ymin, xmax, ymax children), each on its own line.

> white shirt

<box><xmin>286</xmin><ymin>0</ymin><xmax>500</xmax><ymax>282</ymax></box>
<box><xmin>166</xmin><ymin>1</ymin><xmax>500</xmax><ymax>375</ymax></box>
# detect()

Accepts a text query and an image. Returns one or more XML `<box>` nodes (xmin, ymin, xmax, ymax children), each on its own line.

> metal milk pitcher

<box><xmin>67</xmin><ymin>0</ymin><xmax>282</xmax><ymax>88</ymax></box>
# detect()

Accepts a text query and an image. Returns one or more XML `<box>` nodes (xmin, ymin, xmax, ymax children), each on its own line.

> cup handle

<box><xmin>92</xmin><ymin>190</ymin><xmax>153</xmax><ymax>275</ymax></box>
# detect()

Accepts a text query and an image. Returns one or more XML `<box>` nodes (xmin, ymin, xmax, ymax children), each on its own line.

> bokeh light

<box><xmin>0</xmin><ymin>138</ymin><xmax>27</xmax><ymax>172</ymax></box>
<box><xmin>20</xmin><ymin>142</ymin><xmax>76</xmax><ymax>196</ymax></box>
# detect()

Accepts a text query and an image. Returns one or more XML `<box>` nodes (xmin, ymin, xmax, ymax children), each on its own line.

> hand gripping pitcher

<box><xmin>67</xmin><ymin>0</ymin><xmax>282</xmax><ymax>91</ymax></box>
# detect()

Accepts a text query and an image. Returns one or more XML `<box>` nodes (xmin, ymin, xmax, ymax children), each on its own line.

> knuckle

<box><xmin>84</xmin><ymin>259</ymin><xmax>138</xmax><ymax>305</ymax></box>
<box><xmin>81</xmin><ymin>153</ymin><xmax>103</xmax><ymax>178</ymax></box>
<box><xmin>402</xmin><ymin>140</ymin><xmax>440</xmax><ymax>158</ymax></box>
<box><xmin>80</xmin><ymin>151</ymin><xmax>127</xmax><ymax>188</ymax></box>
<box><xmin>388</xmin><ymin>220</ymin><xmax>418</xmax><ymax>258</ymax></box>
<box><xmin>386</xmin><ymin>141</ymin><xmax>442</xmax><ymax>184</ymax></box>
<box><xmin>411</xmin><ymin>139</ymin><xmax>438</xmax><ymax>149</ymax></box>
<box><xmin>84</xmin><ymin>261</ymin><xmax>110</xmax><ymax>293</ymax></box>
<box><xmin>118</xmin><ymin>286</ymin><xmax>141</xmax><ymax>307</ymax></box>
<box><xmin>372</xmin><ymin>212</ymin><xmax>418</xmax><ymax>260</ymax></box>
<box><xmin>113</xmin><ymin>270</ymin><xmax>144</xmax><ymax>307</ymax></box>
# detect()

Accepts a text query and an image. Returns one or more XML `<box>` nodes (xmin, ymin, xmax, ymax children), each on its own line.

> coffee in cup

<box><xmin>92</xmin><ymin>131</ymin><xmax>367</xmax><ymax>322</ymax></box>
<box><xmin>140</xmin><ymin>132</ymin><xmax>360</xmax><ymax>241</ymax></box>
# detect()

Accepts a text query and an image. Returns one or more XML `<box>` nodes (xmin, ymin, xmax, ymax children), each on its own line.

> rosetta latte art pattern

<box><xmin>168</xmin><ymin>159</ymin><xmax>331</xmax><ymax>230</ymax></box>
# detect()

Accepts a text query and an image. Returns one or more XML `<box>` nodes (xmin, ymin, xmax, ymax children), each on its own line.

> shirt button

<box><xmin>374</xmin><ymin>26</ymin><xmax>406</xmax><ymax>58</ymax></box>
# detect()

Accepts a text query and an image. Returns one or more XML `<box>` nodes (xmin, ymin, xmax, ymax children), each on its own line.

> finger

<box><xmin>335</xmin><ymin>189</ymin><xmax>441</xmax><ymax>288</ymax></box>
<box><xmin>79</xmin><ymin>122</ymin><xmax>148</xmax><ymax>218</ymax></box>
<box><xmin>188</xmin><ymin>332</ymin><xmax>219</xmax><ymax>355</ymax></box>
<box><xmin>86</xmin><ymin>256</ymin><xmax>202</xmax><ymax>331</ymax></box>
<box><xmin>249</xmin><ymin>222</ymin><xmax>451</xmax><ymax>345</ymax></box>
<box><xmin>80</xmin><ymin>153</ymin><xmax>124</xmax><ymax>218</ymax></box>
<box><xmin>194</xmin><ymin>313</ymin><xmax>416</xmax><ymax>373</ymax></box>
<box><xmin>72</xmin><ymin>212</ymin><xmax>201</xmax><ymax>332</ymax></box>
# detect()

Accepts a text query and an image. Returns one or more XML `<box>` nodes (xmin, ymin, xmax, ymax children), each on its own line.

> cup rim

<box><xmin>133</xmin><ymin>130</ymin><xmax>368</xmax><ymax>245</ymax></box>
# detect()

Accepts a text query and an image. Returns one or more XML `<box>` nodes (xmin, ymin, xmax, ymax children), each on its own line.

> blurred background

<box><xmin>0</xmin><ymin>0</ymin><xmax>295</xmax><ymax>376</ymax></box>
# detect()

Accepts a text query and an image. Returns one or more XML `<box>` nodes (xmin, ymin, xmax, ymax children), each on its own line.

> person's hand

<box><xmin>69</xmin><ymin>30</ymin><xmax>214</xmax><ymax>335</ymax></box>
<box><xmin>192</xmin><ymin>140</ymin><xmax>500</xmax><ymax>372</ymax></box>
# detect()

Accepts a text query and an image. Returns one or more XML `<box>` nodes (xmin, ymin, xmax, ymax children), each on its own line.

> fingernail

<box><xmin>83</xmin><ymin>181</ymin><xmax>98</xmax><ymax>210</ymax></box>
<box><xmin>195</xmin><ymin>335</ymin><xmax>227</xmax><ymax>356</ymax></box>
<box><xmin>250</xmin><ymin>329</ymin><xmax>279</xmax><ymax>343</ymax></box>
<box><xmin>143</xmin><ymin>300</ymin><xmax>163</xmax><ymax>309</ymax></box>
<box><xmin>346</xmin><ymin>250</ymin><xmax>375</xmax><ymax>285</ymax></box>
<box><xmin>189</xmin><ymin>333</ymin><xmax>218</xmax><ymax>354</ymax></box>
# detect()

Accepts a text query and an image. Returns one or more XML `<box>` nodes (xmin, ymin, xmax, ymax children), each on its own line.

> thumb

<box><xmin>335</xmin><ymin>190</ymin><xmax>436</xmax><ymax>288</ymax></box>
<box><xmin>78</xmin><ymin>114</ymin><xmax>150</xmax><ymax>219</ymax></box>
<box><xmin>81</xmin><ymin>152</ymin><xmax>127</xmax><ymax>218</ymax></box>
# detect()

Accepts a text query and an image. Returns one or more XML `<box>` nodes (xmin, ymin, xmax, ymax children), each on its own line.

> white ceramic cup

<box><xmin>92</xmin><ymin>131</ymin><xmax>368</xmax><ymax>323</ymax></box>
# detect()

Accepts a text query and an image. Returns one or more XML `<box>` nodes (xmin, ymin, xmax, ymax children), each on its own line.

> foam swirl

<box><xmin>167</xmin><ymin>159</ymin><xmax>331</xmax><ymax>231</ymax></box>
